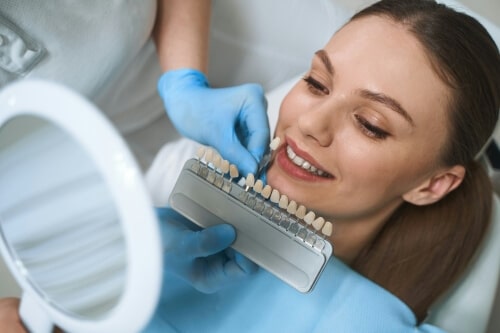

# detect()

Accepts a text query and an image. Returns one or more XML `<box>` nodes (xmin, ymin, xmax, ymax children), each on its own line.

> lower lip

<box><xmin>275</xmin><ymin>145</ymin><xmax>334</xmax><ymax>182</ymax></box>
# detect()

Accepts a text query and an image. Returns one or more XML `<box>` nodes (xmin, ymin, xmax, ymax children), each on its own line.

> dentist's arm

<box><xmin>153</xmin><ymin>0</ymin><xmax>270</xmax><ymax>176</ymax></box>
<box><xmin>153</xmin><ymin>0</ymin><xmax>210</xmax><ymax>72</ymax></box>
<box><xmin>0</xmin><ymin>298</ymin><xmax>27</xmax><ymax>333</ymax></box>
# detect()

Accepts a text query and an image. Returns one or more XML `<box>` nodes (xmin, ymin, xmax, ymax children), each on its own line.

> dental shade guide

<box><xmin>169</xmin><ymin>138</ymin><xmax>334</xmax><ymax>293</ymax></box>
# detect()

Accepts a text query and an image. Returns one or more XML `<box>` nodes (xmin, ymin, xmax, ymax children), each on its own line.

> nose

<box><xmin>297</xmin><ymin>103</ymin><xmax>334</xmax><ymax>146</ymax></box>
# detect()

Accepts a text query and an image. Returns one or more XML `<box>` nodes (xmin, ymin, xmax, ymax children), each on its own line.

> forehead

<box><xmin>322</xmin><ymin>15</ymin><xmax>451</xmax><ymax>132</ymax></box>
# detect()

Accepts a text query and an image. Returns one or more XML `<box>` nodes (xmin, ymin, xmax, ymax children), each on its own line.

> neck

<box><xmin>329</xmin><ymin>199</ymin><xmax>403</xmax><ymax>264</ymax></box>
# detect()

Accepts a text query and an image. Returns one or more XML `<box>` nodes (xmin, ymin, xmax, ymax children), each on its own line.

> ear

<box><xmin>402</xmin><ymin>165</ymin><xmax>465</xmax><ymax>206</ymax></box>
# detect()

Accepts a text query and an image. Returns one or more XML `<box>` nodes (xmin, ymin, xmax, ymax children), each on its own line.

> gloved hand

<box><xmin>156</xmin><ymin>207</ymin><xmax>258</xmax><ymax>294</ymax></box>
<box><xmin>158</xmin><ymin>68</ymin><xmax>270</xmax><ymax>176</ymax></box>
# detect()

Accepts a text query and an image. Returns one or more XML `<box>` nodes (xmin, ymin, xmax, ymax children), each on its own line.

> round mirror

<box><xmin>0</xmin><ymin>115</ymin><xmax>126</xmax><ymax>319</ymax></box>
<box><xmin>0</xmin><ymin>79</ymin><xmax>162</xmax><ymax>333</ymax></box>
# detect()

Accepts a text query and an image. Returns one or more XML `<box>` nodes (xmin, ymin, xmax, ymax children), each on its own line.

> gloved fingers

<box><xmin>178</xmin><ymin>224</ymin><xmax>236</xmax><ymax>259</ymax></box>
<box><xmin>215</xmin><ymin>132</ymin><xmax>260</xmax><ymax>176</ymax></box>
<box><xmin>237</xmin><ymin>84</ymin><xmax>270</xmax><ymax>163</ymax></box>
<box><xmin>225</xmin><ymin>248</ymin><xmax>259</xmax><ymax>274</ymax></box>
<box><xmin>157</xmin><ymin>207</ymin><xmax>235</xmax><ymax>258</ymax></box>
<box><xmin>193</xmin><ymin>252</ymin><xmax>257</xmax><ymax>293</ymax></box>
<box><xmin>155</xmin><ymin>206</ymin><xmax>178</xmax><ymax>221</ymax></box>
<box><xmin>156</xmin><ymin>207</ymin><xmax>197</xmax><ymax>240</ymax></box>
<box><xmin>206</xmin><ymin>86</ymin><xmax>268</xmax><ymax>175</ymax></box>
<box><xmin>158</xmin><ymin>68</ymin><xmax>270</xmax><ymax>176</ymax></box>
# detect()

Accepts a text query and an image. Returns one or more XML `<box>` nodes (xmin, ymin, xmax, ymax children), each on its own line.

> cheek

<box><xmin>334</xmin><ymin>132</ymin><xmax>418</xmax><ymax>194</ymax></box>
<box><xmin>338</xmin><ymin>141</ymin><xmax>432</xmax><ymax>201</ymax></box>
<box><xmin>274</xmin><ymin>87</ymin><xmax>308</xmax><ymax>134</ymax></box>
<box><xmin>338</xmin><ymin>139</ymin><xmax>392</xmax><ymax>183</ymax></box>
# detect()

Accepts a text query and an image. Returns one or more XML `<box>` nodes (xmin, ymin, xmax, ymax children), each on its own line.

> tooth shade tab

<box><xmin>229</xmin><ymin>164</ymin><xmax>239</xmax><ymax>179</ymax></box>
<box><xmin>270</xmin><ymin>189</ymin><xmax>280</xmax><ymax>203</ymax></box>
<box><xmin>213</xmin><ymin>154</ymin><xmax>222</xmax><ymax>170</ymax></box>
<box><xmin>279</xmin><ymin>195</ymin><xmax>289</xmax><ymax>209</ymax></box>
<box><xmin>196</xmin><ymin>146</ymin><xmax>206</xmax><ymax>160</ymax></box>
<box><xmin>322</xmin><ymin>221</ymin><xmax>333</xmax><ymax>237</ymax></box>
<box><xmin>296</xmin><ymin>205</ymin><xmax>307</xmax><ymax>219</ymax></box>
<box><xmin>261</xmin><ymin>185</ymin><xmax>272</xmax><ymax>199</ymax></box>
<box><xmin>245</xmin><ymin>173</ymin><xmax>255</xmax><ymax>188</ymax></box>
<box><xmin>270</xmin><ymin>137</ymin><xmax>281</xmax><ymax>150</ymax></box>
<box><xmin>221</xmin><ymin>160</ymin><xmax>230</xmax><ymax>174</ymax></box>
<box><xmin>287</xmin><ymin>200</ymin><xmax>297</xmax><ymax>214</ymax></box>
<box><xmin>304</xmin><ymin>211</ymin><xmax>316</xmax><ymax>225</ymax></box>
<box><xmin>205</xmin><ymin>148</ymin><xmax>214</xmax><ymax>163</ymax></box>
<box><xmin>312</xmin><ymin>217</ymin><xmax>325</xmax><ymax>231</ymax></box>
<box><xmin>254</xmin><ymin>180</ymin><xmax>264</xmax><ymax>193</ymax></box>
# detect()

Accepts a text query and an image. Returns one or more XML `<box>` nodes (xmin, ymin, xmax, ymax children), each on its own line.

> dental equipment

<box><xmin>169</xmin><ymin>141</ymin><xmax>334</xmax><ymax>293</ymax></box>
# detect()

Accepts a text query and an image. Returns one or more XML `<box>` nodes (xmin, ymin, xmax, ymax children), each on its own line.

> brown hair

<box><xmin>349</xmin><ymin>0</ymin><xmax>500</xmax><ymax>322</ymax></box>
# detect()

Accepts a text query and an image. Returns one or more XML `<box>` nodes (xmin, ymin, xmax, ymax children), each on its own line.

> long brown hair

<box><xmin>349</xmin><ymin>0</ymin><xmax>500</xmax><ymax>321</ymax></box>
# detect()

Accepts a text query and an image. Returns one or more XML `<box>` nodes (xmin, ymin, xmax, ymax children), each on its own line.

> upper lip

<box><xmin>285</xmin><ymin>137</ymin><xmax>331</xmax><ymax>175</ymax></box>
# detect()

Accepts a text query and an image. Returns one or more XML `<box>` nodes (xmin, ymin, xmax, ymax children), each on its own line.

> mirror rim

<box><xmin>0</xmin><ymin>79</ymin><xmax>162</xmax><ymax>332</ymax></box>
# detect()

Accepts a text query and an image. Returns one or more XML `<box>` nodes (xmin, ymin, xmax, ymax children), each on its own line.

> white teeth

<box><xmin>286</xmin><ymin>145</ymin><xmax>330</xmax><ymax>177</ymax></box>
<box><xmin>293</xmin><ymin>155</ymin><xmax>305</xmax><ymax>165</ymax></box>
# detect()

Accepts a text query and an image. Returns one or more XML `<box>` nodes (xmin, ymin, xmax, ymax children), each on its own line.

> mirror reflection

<box><xmin>0</xmin><ymin>115</ymin><xmax>127</xmax><ymax>319</ymax></box>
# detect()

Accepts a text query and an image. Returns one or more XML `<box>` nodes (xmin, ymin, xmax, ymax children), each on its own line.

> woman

<box><xmin>145</xmin><ymin>0</ymin><xmax>500</xmax><ymax>332</ymax></box>
<box><xmin>267</xmin><ymin>0</ymin><xmax>499</xmax><ymax>321</ymax></box>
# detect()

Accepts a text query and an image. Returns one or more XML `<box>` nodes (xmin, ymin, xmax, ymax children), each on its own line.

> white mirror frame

<box><xmin>0</xmin><ymin>79</ymin><xmax>162</xmax><ymax>333</ymax></box>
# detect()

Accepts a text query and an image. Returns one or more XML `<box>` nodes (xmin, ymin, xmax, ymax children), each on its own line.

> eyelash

<box><xmin>354</xmin><ymin>114</ymin><xmax>390</xmax><ymax>140</ymax></box>
<box><xmin>303</xmin><ymin>75</ymin><xmax>390</xmax><ymax>140</ymax></box>
<box><xmin>303</xmin><ymin>75</ymin><xmax>329</xmax><ymax>95</ymax></box>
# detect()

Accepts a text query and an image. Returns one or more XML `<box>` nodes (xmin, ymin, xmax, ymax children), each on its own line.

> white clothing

<box><xmin>0</xmin><ymin>0</ymin><xmax>179</xmax><ymax>168</ymax></box>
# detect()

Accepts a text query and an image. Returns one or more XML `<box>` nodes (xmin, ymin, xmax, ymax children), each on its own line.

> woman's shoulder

<box><xmin>313</xmin><ymin>258</ymin><xmax>447</xmax><ymax>332</ymax></box>
<box><xmin>149</xmin><ymin>257</ymin><xmax>446</xmax><ymax>333</ymax></box>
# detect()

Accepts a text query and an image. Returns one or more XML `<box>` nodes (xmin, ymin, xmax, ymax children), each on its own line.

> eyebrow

<box><xmin>358</xmin><ymin>89</ymin><xmax>415</xmax><ymax>127</ymax></box>
<box><xmin>315</xmin><ymin>50</ymin><xmax>334</xmax><ymax>75</ymax></box>
<box><xmin>314</xmin><ymin>49</ymin><xmax>415</xmax><ymax>127</ymax></box>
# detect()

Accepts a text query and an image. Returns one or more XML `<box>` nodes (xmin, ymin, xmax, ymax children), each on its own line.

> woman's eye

<box><xmin>303</xmin><ymin>75</ymin><xmax>329</xmax><ymax>95</ymax></box>
<box><xmin>354</xmin><ymin>115</ymin><xmax>390</xmax><ymax>140</ymax></box>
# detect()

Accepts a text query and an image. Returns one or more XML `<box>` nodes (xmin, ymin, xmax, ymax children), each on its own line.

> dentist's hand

<box><xmin>158</xmin><ymin>68</ymin><xmax>270</xmax><ymax>176</ymax></box>
<box><xmin>156</xmin><ymin>207</ymin><xmax>258</xmax><ymax>293</ymax></box>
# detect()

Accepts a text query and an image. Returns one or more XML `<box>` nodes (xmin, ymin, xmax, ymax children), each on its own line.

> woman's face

<box><xmin>266</xmin><ymin>16</ymin><xmax>451</xmax><ymax>223</ymax></box>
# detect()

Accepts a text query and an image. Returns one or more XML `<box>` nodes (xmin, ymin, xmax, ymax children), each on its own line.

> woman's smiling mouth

<box><xmin>286</xmin><ymin>145</ymin><xmax>331</xmax><ymax>177</ymax></box>
<box><xmin>275</xmin><ymin>139</ymin><xmax>334</xmax><ymax>181</ymax></box>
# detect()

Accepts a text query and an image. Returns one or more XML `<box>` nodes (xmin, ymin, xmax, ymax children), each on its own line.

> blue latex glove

<box><xmin>158</xmin><ymin>68</ymin><xmax>270</xmax><ymax>176</ymax></box>
<box><xmin>155</xmin><ymin>207</ymin><xmax>258</xmax><ymax>293</ymax></box>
